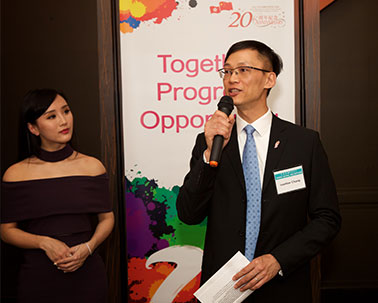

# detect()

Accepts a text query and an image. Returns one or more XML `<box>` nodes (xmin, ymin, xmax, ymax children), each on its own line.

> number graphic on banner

<box><xmin>146</xmin><ymin>245</ymin><xmax>203</xmax><ymax>303</ymax></box>
<box><xmin>229</xmin><ymin>12</ymin><xmax>253</xmax><ymax>28</ymax></box>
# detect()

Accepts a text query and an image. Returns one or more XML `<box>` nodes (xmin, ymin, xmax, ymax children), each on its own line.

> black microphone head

<box><xmin>217</xmin><ymin>96</ymin><xmax>234</xmax><ymax>116</ymax></box>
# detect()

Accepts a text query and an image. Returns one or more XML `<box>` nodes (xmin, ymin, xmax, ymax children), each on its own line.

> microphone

<box><xmin>209</xmin><ymin>96</ymin><xmax>234</xmax><ymax>167</ymax></box>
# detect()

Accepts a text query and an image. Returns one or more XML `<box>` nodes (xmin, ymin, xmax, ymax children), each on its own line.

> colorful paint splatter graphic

<box><xmin>126</xmin><ymin>175</ymin><xmax>207</xmax><ymax>302</ymax></box>
<box><xmin>120</xmin><ymin>0</ymin><xmax>179</xmax><ymax>33</ymax></box>
<box><xmin>120</xmin><ymin>0</ymin><xmax>234</xmax><ymax>33</ymax></box>
<box><xmin>128</xmin><ymin>257</ymin><xmax>201</xmax><ymax>303</ymax></box>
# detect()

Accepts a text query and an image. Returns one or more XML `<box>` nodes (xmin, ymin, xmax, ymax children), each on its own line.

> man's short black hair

<box><xmin>225</xmin><ymin>40</ymin><xmax>283</xmax><ymax>77</ymax></box>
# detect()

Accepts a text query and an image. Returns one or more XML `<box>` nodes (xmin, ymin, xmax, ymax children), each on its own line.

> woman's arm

<box><xmin>0</xmin><ymin>222</ymin><xmax>71</xmax><ymax>263</ymax></box>
<box><xmin>87</xmin><ymin>211</ymin><xmax>115</xmax><ymax>252</ymax></box>
<box><xmin>55</xmin><ymin>211</ymin><xmax>114</xmax><ymax>272</ymax></box>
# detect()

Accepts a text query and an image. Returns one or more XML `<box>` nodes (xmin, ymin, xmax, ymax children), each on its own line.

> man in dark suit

<box><xmin>176</xmin><ymin>40</ymin><xmax>341</xmax><ymax>302</ymax></box>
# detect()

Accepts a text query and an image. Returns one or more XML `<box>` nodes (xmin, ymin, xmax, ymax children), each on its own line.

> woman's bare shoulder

<box><xmin>74</xmin><ymin>153</ymin><xmax>106</xmax><ymax>176</ymax></box>
<box><xmin>2</xmin><ymin>159</ymin><xmax>36</xmax><ymax>182</ymax></box>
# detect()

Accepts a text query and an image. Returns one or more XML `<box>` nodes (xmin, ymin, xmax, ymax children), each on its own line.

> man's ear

<box><xmin>264</xmin><ymin>72</ymin><xmax>277</xmax><ymax>89</ymax></box>
<box><xmin>27</xmin><ymin>123</ymin><xmax>40</xmax><ymax>136</ymax></box>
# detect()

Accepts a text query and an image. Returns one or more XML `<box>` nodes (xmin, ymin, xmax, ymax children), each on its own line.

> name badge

<box><xmin>274</xmin><ymin>165</ymin><xmax>306</xmax><ymax>195</ymax></box>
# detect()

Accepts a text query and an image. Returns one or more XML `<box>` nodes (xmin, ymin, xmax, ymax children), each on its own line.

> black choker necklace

<box><xmin>36</xmin><ymin>144</ymin><xmax>74</xmax><ymax>162</ymax></box>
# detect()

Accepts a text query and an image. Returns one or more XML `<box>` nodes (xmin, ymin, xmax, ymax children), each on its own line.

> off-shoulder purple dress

<box><xmin>1</xmin><ymin>174</ymin><xmax>112</xmax><ymax>302</ymax></box>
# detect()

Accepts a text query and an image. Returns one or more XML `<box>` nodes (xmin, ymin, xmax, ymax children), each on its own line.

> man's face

<box><xmin>223</xmin><ymin>49</ymin><xmax>275</xmax><ymax>111</ymax></box>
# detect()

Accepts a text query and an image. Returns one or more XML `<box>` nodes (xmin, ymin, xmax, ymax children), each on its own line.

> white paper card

<box><xmin>274</xmin><ymin>165</ymin><xmax>306</xmax><ymax>194</ymax></box>
<box><xmin>194</xmin><ymin>251</ymin><xmax>253</xmax><ymax>303</ymax></box>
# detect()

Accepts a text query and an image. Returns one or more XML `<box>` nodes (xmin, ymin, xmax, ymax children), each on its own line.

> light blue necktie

<box><xmin>242</xmin><ymin>125</ymin><xmax>261</xmax><ymax>261</ymax></box>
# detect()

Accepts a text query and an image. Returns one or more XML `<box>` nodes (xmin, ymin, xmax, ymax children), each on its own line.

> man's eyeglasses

<box><xmin>218</xmin><ymin>66</ymin><xmax>271</xmax><ymax>79</ymax></box>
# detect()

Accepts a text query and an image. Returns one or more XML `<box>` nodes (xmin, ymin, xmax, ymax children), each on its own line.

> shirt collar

<box><xmin>236</xmin><ymin>108</ymin><xmax>272</xmax><ymax>137</ymax></box>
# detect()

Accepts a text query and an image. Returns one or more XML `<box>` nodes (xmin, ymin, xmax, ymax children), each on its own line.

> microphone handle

<box><xmin>209</xmin><ymin>134</ymin><xmax>224</xmax><ymax>167</ymax></box>
<box><xmin>209</xmin><ymin>101</ymin><xmax>233</xmax><ymax>167</ymax></box>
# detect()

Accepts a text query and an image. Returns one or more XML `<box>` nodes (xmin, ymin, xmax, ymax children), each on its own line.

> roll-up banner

<box><xmin>120</xmin><ymin>1</ymin><xmax>295</xmax><ymax>302</ymax></box>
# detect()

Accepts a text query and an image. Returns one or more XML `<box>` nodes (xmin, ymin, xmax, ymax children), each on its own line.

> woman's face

<box><xmin>28</xmin><ymin>94</ymin><xmax>74</xmax><ymax>151</ymax></box>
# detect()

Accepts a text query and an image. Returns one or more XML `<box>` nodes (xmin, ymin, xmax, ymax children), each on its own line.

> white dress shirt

<box><xmin>203</xmin><ymin>109</ymin><xmax>272</xmax><ymax>184</ymax></box>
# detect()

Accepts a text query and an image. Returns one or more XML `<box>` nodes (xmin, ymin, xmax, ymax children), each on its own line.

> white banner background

<box><xmin>121</xmin><ymin>0</ymin><xmax>295</xmax><ymax>187</ymax></box>
<box><xmin>120</xmin><ymin>1</ymin><xmax>295</xmax><ymax>302</ymax></box>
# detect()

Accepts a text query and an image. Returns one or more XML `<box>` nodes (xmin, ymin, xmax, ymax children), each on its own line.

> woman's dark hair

<box><xmin>225</xmin><ymin>40</ymin><xmax>283</xmax><ymax>96</ymax></box>
<box><xmin>18</xmin><ymin>88</ymin><xmax>71</xmax><ymax>160</ymax></box>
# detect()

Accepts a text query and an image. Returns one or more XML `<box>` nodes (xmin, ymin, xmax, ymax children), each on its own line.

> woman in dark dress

<box><xmin>0</xmin><ymin>89</ymin><xmax>114</xmax><ymax>302</ymax></box>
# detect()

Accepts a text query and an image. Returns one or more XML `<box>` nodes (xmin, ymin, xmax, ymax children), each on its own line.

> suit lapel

<box><xmin>224</xmin><ymin>123</ymin><xmax>246</xmax><ymax>191</ymax></box>
<box><xmin>262</xmin><ymin>115</ymin><xmax>288</xmax><ymax>192</ymax></box>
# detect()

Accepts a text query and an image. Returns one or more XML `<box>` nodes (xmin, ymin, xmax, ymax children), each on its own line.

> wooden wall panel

<box><xmin>296</xmin><ymin>0</ymin><xmax>322</xmax><ymax>302</ymax></box>
<box><xmin>320</xmin><ymin>0</ymin><xmax>378</xmax><ymax>297</ymax></box>
<box><xmin>322</xmin><ymin>195</ymin><xmax>378</xmax><ymax>288</ymax></box>
<box><xmin>96</xmin><ymin>0</ymin><xmax>126</xmax><ymax>302</ymax></box>
<box><xmin>302</xmin><ymin>0</ymin><xmax>321</xmax><ymax>131</ymax></box>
